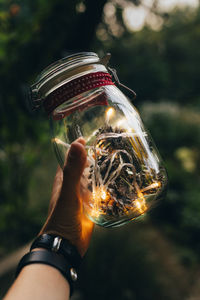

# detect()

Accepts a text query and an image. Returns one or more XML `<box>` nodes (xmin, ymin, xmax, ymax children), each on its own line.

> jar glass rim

<box><xmin>30</xmin><ymin>52</ymin><xmax>111</xmax><ymax>109</ymax></box>
<box><xmin>35</xmin><ymin>52</ymin><xmax>99</xmax><ymax>85</ymax></box>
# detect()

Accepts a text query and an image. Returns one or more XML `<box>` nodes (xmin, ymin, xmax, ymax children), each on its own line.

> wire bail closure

<box><xmin>28</xmin><ymin>53</ymin><xmax>137</xmax><ymax>112</ymax></box>
<box><xmin>107</xmin><ymin>66</ymin><xmax>137</xmax><ymax>100</ymax></box>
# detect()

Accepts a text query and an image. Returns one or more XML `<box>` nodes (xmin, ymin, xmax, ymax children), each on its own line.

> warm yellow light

<box><xmin>92</xmin><ymin>190</ymin><xmax>96</xmax><ymax>199</ymax></box>
<box><xmin>137</xmin><ymin>191</ymin><xmax>144</xmax><ymax>198</ymax></box>
<box><xmin>91</xmin><ymin>186</ymin><xmax>110</xmax><ymax>219</ymax></box>
<box><xmin>116</xmin><ymin>118</ymin><xmax>125</xmax><ymax>128</ymax></box>
<box><xmin>141</xmin><ymin>182</ymin><xmax>161</xmax><ymax>193</ymax></box>
<box><xmin>91</xmin><ymin>208</ymin><xmax>100</xmax><ymax>218</ymax></box>
<box><xmin>52</xmin><ymin>137</ymin><xmax>60</xmax><ymax>144</ymax></box>
<box><xmin>115</xmin><ymin>118</ymin><xmax>133</xmax><ymax>133</ymax></box>
<box><xmin>101</xmin><ymin>189</ymin><xmax>107</xmax><ymax>200</ymax></box>
<box><xmin>100</xmin><ymin>187</ymin><xmax>110</xmax><ymax>201</ymax></box>
<box><xmin>134</xmin><ymin>198</ymin><xmax>147</xmax><ymax>215</ymax></box>
<box><xmin>91</xmin><ymin>187</ymin><xmax>110</xmax><ymax>219</ymax></box>
<box><xmin>93</xmin><ymin>187</ymin><xmax>110</xmax><ymax>202</ymax></box>
<box><xmin>135</xmin><ymin>200</ymin><xmax>142</xmax><ymax>210</ymax></box>
<box><xmin>106</xmin><ymin>107</ymin><xmax>115</xmax><ymax>123</ymax></box>
<box><xmin>52</xmin><ymin>138</ymin><xmax>69</xmax><ymax>148</ymax></box>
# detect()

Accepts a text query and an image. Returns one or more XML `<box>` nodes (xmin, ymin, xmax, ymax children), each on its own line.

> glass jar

<box><xmin>31</xmin><ymin>52</ymin><xmax>167</xmax><ymax>228</ymax></box>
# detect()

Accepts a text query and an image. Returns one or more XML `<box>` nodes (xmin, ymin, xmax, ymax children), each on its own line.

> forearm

<box><xmin>4</xmin><ymin>140</ymin><xmax>92</xmax><ymax>300</ymax></box>
<box><xmin>4</xmin><ymin>264</ymin><xmax>70</xmax><ymax>300</ymax></box>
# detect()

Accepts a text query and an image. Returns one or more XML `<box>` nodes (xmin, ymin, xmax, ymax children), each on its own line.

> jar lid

<box><xmin>36</xmin><ymin>52</ymin><xmax>99</xmax><ymax>86</ymax></box>
<box><xmin>29</xmin><ymin>52</ymin><xmax>137</xmax><ymax>113</ymax></box>
<box><xmin>30</xmin><ymin>52</ymin><xmax>110</xmax><ymax>110</ymax></box>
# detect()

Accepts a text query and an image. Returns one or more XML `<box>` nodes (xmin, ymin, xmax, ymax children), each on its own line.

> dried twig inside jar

<box><xmin>87</xmin><ymin>125</ymin><xmax>163</xmax><ymax>220</ymax></box>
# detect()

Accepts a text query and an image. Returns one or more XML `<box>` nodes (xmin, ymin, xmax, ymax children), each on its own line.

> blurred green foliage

<box><xmin>1</xmin><ymin>1</ymin><xmax>200</xmax><ymax>299</ymax></box>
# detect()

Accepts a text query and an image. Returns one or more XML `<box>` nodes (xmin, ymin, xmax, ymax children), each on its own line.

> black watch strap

<box><xmin>16</xmin><ymin>250</ymin><xmax>77</xmax><ymax>296</ymax></box>
<box><xmin>30</xmin><ymin>234</ymin><xmax>82</xmax><ymax>268</ymax></box>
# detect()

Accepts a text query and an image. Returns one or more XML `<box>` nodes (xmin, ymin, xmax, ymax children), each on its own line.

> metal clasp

<box><xmin>108</xmin><ymin>67</ymin><xmax>137</xmax><ymax>100</ymax></box>
<box><xmin>28</xmin><ymin>86</ymin><xmax>43</xmax><ymax>112</ymax></box>
<box><xmin>52</xmin><ymin>236</ymin><xmax>62</xmax><ymax>252</ymax></box>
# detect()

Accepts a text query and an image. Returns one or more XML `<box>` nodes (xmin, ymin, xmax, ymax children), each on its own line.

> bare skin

<box><xmin>40</xmin><ymin>137</ymin><xmax>94</xmax><ymax>256</ymax></box>
<box><xmin>4</xmin><ymin>138</ymin><xmax>94</xmax><ymax>300</ymax></box>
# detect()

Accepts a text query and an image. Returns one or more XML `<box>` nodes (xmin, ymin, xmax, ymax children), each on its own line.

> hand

<box><xmin>39</xmin><ymin>137</ymin><xmax>94</xmax><ymax>257</ymax></box>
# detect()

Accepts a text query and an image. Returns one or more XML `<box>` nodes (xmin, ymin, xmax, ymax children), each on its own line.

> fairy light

<box><xmin>91</xmin><ymin>187</ymin><xmax>110</xmax><ymax>218</ymax></box>
<box><xmin>134</xmin><ymin>198</ymin><xmax>147</xmax><ymax>214</ymax></box>
<box><xmin>91</xmin><ymin>186</ymin><xmax>110</xmax><ymax>218</ymax></box>
<box><xmin>137</xmin><ymin>191</ymin><xmax>144</xmax><ymax>198</ymax></box>
<box><xmin>93</xmin><ymin>187</ymin><xmax>110</xmax><ymax>202</ymax></box>
<box><xmin>52</xmin><ymin>138</ymin><xmax>69</xmax><ymax>148</ymax></box>
<box><xmin>141</xmin><ymin>182</ymin><xmax>161</xmax><ymax>193</ymax></box>
<box><xmin>91</xmin><ymin>208</ymin><xmax>100</xmax><ymax>218</ymax></box>
<box><xmin>135</xmin><ymin>200</ymin><xmax>142</xmax><ymax>210</ymax></box>
<box><xmin>105</xmin><ymin>107</ymin><xmax>115</xmax><ymax>124</ymax></box>
<box><xmin>134</xmin><ymin>182</ymin><xmax>148</xmax><ymax>214</ymax></box>
<box><xmin>101</xmin><ymin>188</ymin><xmax>107</xmax><ymax>200</ymax></box>
<box><xmin>91</xmin><ymin>189</ymin><xmax>99</xmax><ymax>218</ymax></box>
<box><xmin>92</xmin><ymin>190</ymin><xmax>96</xmax><ymax>200</ymax></box>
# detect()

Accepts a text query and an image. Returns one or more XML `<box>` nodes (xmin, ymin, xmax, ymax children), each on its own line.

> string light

<box><xmin>141</xmin><ymin>182</ymin><xmax>161</xmax><ymax>193</ymax></box>
<box><xmin>105</xmin><ymin>107</ymin><xmax>115</xmax><ymax>124</ymax></box>
<box><xmin>134</xmin><ymin>198</ymin><xmax>147</xmax><ymax>214</ymax></box>
<box><xmin>91</xmin><ymin>187</ymin><xmax>110</xmax><ymax>218</ymax></box>
<box><xmin>52</xmin><ymin>138</ymin><xmax>69</xmax><ymax>148</ymax></box>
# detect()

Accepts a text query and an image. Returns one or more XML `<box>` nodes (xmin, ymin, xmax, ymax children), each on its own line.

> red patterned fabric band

<box><xmin>43</xmin><ymin>72</ymin><xmax>114</xmax><ymax>115</ymax></box>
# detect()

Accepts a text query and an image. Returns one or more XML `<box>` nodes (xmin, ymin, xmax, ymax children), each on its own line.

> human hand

<box><xmin>39</xmin><ymin>137</ymin><xmax>94</xmax><ymax>257</ymax></box>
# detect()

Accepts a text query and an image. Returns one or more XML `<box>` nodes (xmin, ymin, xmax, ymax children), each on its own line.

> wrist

<box><xmin>16</xmin><ymin>250</ymin><xmax>77</xmax><ymax>297</ymax></box>
<box><xmin>15</xmin><ymin>234</ymin><xmax>82</xmax><ymax>297</ymax></box>
<box><xmin>12</xmin><ymin>262</ymin><xmax>70</xmax><ymax>300</ymax></box>
<box><xmin>30</xmin><ymin>234</ymin><xmax>82</xmax><ymax>267</ymax></box>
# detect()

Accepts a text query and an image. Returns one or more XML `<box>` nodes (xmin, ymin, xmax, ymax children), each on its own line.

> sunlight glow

<box><xmin>159</xmin><ymin>0</ymin><xmax>199</xmax><ymax>10</ymax></box>
<box><xmin>122</xmin><ymin>0</ymin><xmax>199</xmax><ymax>32</ymax></box>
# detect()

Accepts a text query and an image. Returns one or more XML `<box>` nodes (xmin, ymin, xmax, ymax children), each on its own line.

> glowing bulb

<box><xmin>101</xmin><ymin>188</ymin><xmax>107</xmax><ymax>200</ymax></box>
<box><xmin>91</xmin><ymin>208</ymin><xmax>100</xmax><ymax>218</ymax></box>
<box><xmin>135</xmin><ymin>200</ymin><xmax>142</xmax><ymax>210</ymax></box>
<box><xmin>91</xmin><ymin>187</ymin><xmax>109</xmax><ymax>219</ymax></box>
<box><xmin>141</xmin><ymin>182</ymin><xmax>161</xmax><ymax>193</ymax></box>
<box><xmin>137</xmin><ymin>191</ymin><xmax>144</xmax><ymax>198</ymax></box>
<box><xmin>106</xmin><ymin>107</ymin><xmax>115</xmax><ymax>123</ymax></box>
<box><xmin>52</xmin><ymin>138</ymin><xmax>69</xmax><ymax>148</ymax></box>
<box><xmin>92</xmin><ymin>190</ymin><xmax>96</xmax><ymax>200</ymax></box>
<box><xmin>92</xmin><ymin>187</ymin><xmax>110</xmax><ymax>203</ymax></box>
<box><xmin>134</xmin><ymin>197</ymin><xmax>147</xmax><ymax>215</ymax></box>
<box><xmin>52</xmin><ymin>137</ymin><xmax>60</xmax><ymax>144</ymax></box>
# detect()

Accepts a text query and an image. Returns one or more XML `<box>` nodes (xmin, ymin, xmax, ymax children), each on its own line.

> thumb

<box><xmin>59</xmin><ymin>139</ymin><xmax>87</xmax><ymax>207</ymax></box>
<box><xmin>39</xmin><ymin>139</ymin><xmax>87</xmax><ymax>237</ymax></box>
<box><xmin>63</xmin><ymin>139</ymin><xmax>87</xmax><ymax>189</ymax></box>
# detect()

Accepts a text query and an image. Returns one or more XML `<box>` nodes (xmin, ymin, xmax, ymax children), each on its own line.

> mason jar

<box><xmin>30</xmin><ymin>52</ymin><xmax>167</xmax><ymax>228</ymax></box>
